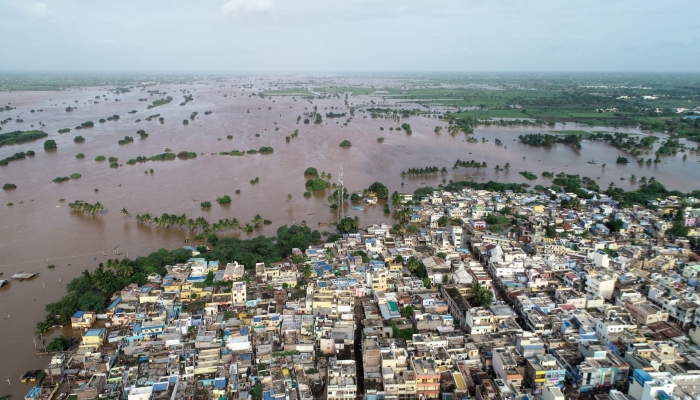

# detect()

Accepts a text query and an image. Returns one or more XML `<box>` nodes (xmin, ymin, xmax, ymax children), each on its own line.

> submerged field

<box><xmin>0</xmin><ymin>73</ymin><xmax>698</xmax><ymax>399</ymax></box>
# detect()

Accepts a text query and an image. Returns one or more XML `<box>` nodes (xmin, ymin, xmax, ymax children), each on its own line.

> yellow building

<box><xmin>80</xmin><ymin>328</ymin><xmax>107</xmax><ymax>351</ymax></box>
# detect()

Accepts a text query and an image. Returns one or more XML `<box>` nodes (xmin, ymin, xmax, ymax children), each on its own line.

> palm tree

<box><xmin>504</xmin><ymin>163</ymin><xmax>511</xmax><ymax>171</ymax></box>
<box><xmin>121</xmin><ymin>208</ymin><xmax>129</xmax><ymax>219</ymax></box>
<box><xmin>302</xmin><ymin>264</ymin><xmax>312</xmax><ymax>278</ymax></box>
<box><xmin>253</xmin><ymin>214</ymin><xmax>263</xmax><ymax>228</ymax></box>
<box><xmin>406</xmin><ymin>256</ymin><xmax>420</xmax><ymax>272</ymax></box>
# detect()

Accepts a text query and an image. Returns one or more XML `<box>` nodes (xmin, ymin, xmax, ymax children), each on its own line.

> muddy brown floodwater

<box><xmin>0</xmin><ymin>80</ymin><xmax>698</xmax><ymax>397</ymax></box>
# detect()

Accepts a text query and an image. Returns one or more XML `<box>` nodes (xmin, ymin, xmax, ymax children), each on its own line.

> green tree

<box><xmin>207</xmin><ymin>233</ymin><xmax>219</xmax><ymax>247</ymax></box>
<box><xmin>401</xmin><ymin>305</ymin><xmax>416</xmax><ymax>318</ymax></box>
<box><xmin>471</xmin><ymin>281</ymin><xmax>493</xmax><ymax>307</ymax></box>
<box><xmin>204</xmin><ymin>270</ymin><xmax>215</xmax><ymax>286</ymax></box>
<box><xmin>406</xmin><ymin>256</ymin><xmax>420</xmax><ymax>272</ymax></box>
<box><xmin>367</xmin><ymin>182</ymin><xmax>389</xmax><ymax>199</ymax></box>
<box><xmin>604</xmin><ymin>219</ymin><xmax>624</xmax><ymax>233</ymax></box>
<box><xmin>303</xmin><ymin>167</ymin><xmax>319</xmax><ymax>177</ymax></box>
<box><xmin>668</xmin><ymin>205</ymin><xmax>691</xmax><ymax>237</ymax></box>
<box><xmin>44</xmin><ymin>139</ymin><xmax>57</xmax><ymax>150</ymax></box>
<box><xmin>46</xmin><ymin>336</ymin><xmax>71</xmax><ymax>352</ymax></box>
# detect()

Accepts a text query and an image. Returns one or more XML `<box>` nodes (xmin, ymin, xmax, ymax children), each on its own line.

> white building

<box><xmin>327</xmin><ymin>360</ymin><xmax>357</xmax><ymax>400</ymax></box>
<box><xmin>585</xmin><ymin>273</ymin><xmax>617</xmax><ymax>300</ymax></box>
<box><xmin>464</xmin><ymin>307</ymin><xmax>496</xmax><ymax>335</ymax></box>
<box><xmin>452</xmin><ymin>227</ymin><xmax>464</xmax><ymax>248</ymax></box>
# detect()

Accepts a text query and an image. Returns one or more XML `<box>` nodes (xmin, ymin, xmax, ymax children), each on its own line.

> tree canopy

<box><xmin>368</xmin><ymin>182</ymin><xmax>389</xmax><ymax>199</ymax></box>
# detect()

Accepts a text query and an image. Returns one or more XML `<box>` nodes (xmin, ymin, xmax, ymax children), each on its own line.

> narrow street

<box><xmin>353</xmin><ymin>298</ymin><xmax>368</xmax><ymax>400</ymax></box>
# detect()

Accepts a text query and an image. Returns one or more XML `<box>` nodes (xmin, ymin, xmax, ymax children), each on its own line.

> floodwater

<box><xmin>0</xmin><ymin>80</ymin><xmax>698</xmax><ymax>397</ymax></box>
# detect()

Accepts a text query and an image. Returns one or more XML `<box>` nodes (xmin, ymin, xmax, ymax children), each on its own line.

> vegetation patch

<box><xmin>0</xmin><ymin>130</ymin><xmax>48</xmax><ymax>147</ymax></box>
<box><xmin>44</xmin><ymin>139</ymin><xmax>57</xmax><ymax>150</ymax></box>
<box><xmin>0</xmin><ymin>151</ymin><xmax>29</xmax><ymax>166</ymax></box>
<box><xmin>519</xmin><ymin>171</ymin><xmax>537</xmax><ymax>180</ymax></box>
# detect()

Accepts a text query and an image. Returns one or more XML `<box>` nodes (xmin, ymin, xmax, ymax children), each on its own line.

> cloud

<box><xmin>221</xmin><ymin>0</ymin><xmax>274</xmax><ymax>16</ymax></box>
<box><xmin>29</xmin><ymin>2</ymin><xmax>49</xmax><ymax>17</ymax></box>
<box><xmin>25</xmin><ymin>2</ymin><xmax>63</xmax><ymax>22</ymax></box>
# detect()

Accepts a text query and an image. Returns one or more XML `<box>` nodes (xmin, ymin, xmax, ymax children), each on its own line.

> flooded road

<box><xmin>0</xmin><ymin>80</ymin><xmax>698</xmax><ymax>397</ymax></box>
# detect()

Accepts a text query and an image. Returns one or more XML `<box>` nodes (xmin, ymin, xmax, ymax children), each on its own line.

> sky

<box><xmin>0</xmin><ymin>0</ymin><xmax>697</xmax><ymax>73</ymax></box>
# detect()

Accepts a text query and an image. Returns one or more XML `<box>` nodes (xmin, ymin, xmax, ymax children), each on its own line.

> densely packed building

<box><xmin>28</xmin><ymin>188</ymin><xmax>700</xmax><ymax>400</ymax></box>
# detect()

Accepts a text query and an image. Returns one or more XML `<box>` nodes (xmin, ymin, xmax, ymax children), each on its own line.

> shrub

<box><xmin>53</xmin><ymin>176</ymin><xmax>69</xmax><ymax>183</ymax></box>
<box><xmin>217</xmin><ymin>195</ymin><xmax>232</xmax><ymax>205</ymax></box>
<box><xmin>109</xmin><ymin>162</ymin><xmax>119</xmax><ymax>168</ymax></box>
<box><xmin>70</xmin><ymin>173</ymin><xmax>81</xmax><ymax>179</ymax></box>
<box><xmin>201</xmin><ymin>201</ymin><xmax>212</xmax><ymax>208</ymax></box>
<box><xmin>377</xmin><ymin>137</ymin><xmax>385</xmax><ymax>143</ymax></box>
<box><xmin>177</xmin><ymin>151</ymin><xmax>197</xmax><ymax>159</ymax></box>
<box><xmin>339</xmin><ymin>140</ymin><xmax>352</xmax><ymax>147</ymax></box>
<box><xmin>44</xmin><ymin>139</ymin><xmax>57</xmax><ymax>150</ymax></box>
<box><xmin>58</xmin><ymin>128</ymin><xmax>70</xmax><ymax>134</ymax></box>
<box><xmin>95</xmin><ymin>155</ymin><xmax>106</xmax><ymax>161</ymax></box>
<box><xmin>304</xmin><ymin>167</ymin><xmax>319</xmax><ymax>178</ymax></box>
<box><xmin>108</xmin><ymin>156</ymin><xmax>118</xmax><ymax>162</ymax></box>
<box><xmin>74</xmin><ymin>135</ymin><xmax>85</xmax><ymax>143</ymax></box>
<box><xmin>303</xmin><ymin>191</ymin><xmax>311</xmax><ymax>197</ymax></box>
<box><xmin>3</xmin><ymin>183</ymin><xmax>17</xmax><ymax>190</ymax></box>
<box><xmin>519</xmin><ymin>171</ymin><xmax>537</xmax><ymax>180</ymax></box>
<box><xmin>76</xmin><ymin>153</ymin><xmax>85</xmax><ymax>159</ymax></box>
<box><xmin>259</xmin><ymin>146</ymin><xmax>274</xmax><ymax>154</ymax></box>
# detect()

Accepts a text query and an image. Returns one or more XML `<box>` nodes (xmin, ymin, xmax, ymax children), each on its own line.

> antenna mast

<box><xmin>338</xmin><ymin>166</ymin><xmax>344</xmax><ymax>220</ymax></box>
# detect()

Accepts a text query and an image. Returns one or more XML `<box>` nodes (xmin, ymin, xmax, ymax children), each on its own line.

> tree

<box><xmin>217</xmin><ymin>195</ymin><xmax>232</xmax><ymax>205</ymax></box>
<box><xmin>204</xmin><ymin>270</ymin><xmax>214</xmax><ymax>286</ymax></box>
<box><xmin>302</xmin><ymin>264</ymin><xmax>312</xmax><ymax>279</ymax></box>
<box><xmin>121</xmin><ymin>208</ymin><xmax>129</xmax><ymax>219</ymax></box>
<box><xmin>337</xmin><ymin>217</ymin><xmax>359</xmax><ymax>234</ymax></box>
<box><xmin>471</xmin><ymin>281</ymin><xmax>493</xmax><ymax>307</ymax></box>
<box><xmin>545</xmin><ymin>224</ymin><xmax>557</xmax><ymax>238</ymax></box>
<box><xmin>252</xmin><ymin>384</ymin><xmax>263</xmax><ymax>399</ymax></box>
<box><xmin>504</xmin><ymin>163</ymin><xmax>511</xmax><ymax>171</ymax></box>
<box><xmin>437</xmin><ymin>215</ymin><xmax>450</xmax><ymax>227</ymax></box>
<box><xmin>44</xmin><ymin>139</ymin><xmax>57</xmax><ymax>150</ymax></box>
<box><xmin>367</xmin><ymin>182</ymin><xmax>389</xmax><ymax>199</ymax></box>
<box><xmin>604</xmin><ymin>219</ymin><xmax>624</xmax><ymax>233</ymax></box>
<box><xmin>401</xmin><ymin>305</ymin><xmax>416</xmax><ymax>319</ymax></box>
<box><xmin>207</xmin><ymin>233</ymin><xmax>219</xmax><ymax>247</ymax></box>
<box><xmin>406</xmin><ymin>256</ymin><xmax>420</xmax><ymax>272</ymax></box>
<box><xmin>668</xmin><ymin>205</ymin><xmax>691</xmax><ymax>238</ymax></box>
<box><xmin>339</xmin><ymin>140</ymin><xmax>352</xmax><ymax>147</ymax></box>
<box><xmin>46</xmin><ymin>336</ymin><xmax>71</xmax><ymax>352</ymax></box>
<box><xmin>303</xmin><ymin>167</ymin><xmax>319</xmax><ymax>177</ymax></box>
<box><xmin>78</xmin><ymin>291</ymin><xmax>105</xmax><ymax>311</ymax></box>
<box><xmin>394</xmin><ymin>255</ymin><xmax>404</xmax><ymax>264</ymax></box>
<box><xmin>287</xmin><ymin>193</ymin><xmax>292</xmax><ymax>203</ymax></box>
